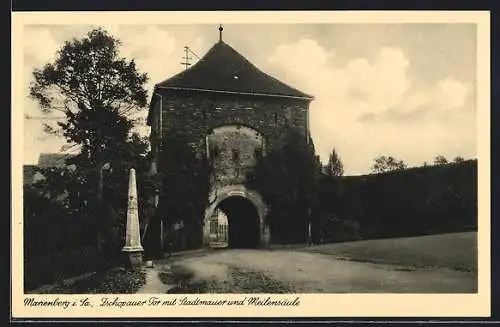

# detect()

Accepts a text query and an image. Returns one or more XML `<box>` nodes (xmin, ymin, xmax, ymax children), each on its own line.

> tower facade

<box><xmin>147</xmin><ymin>35</ymin><xmax>314</xmax><ymax>248</ymax></box>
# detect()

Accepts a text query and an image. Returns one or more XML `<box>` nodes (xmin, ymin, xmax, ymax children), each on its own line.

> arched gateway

<box><xmin>145</xmin><ymin>26</ymin><xmax>314</xmax><ymax>250</ymax></box>
<box><xmin>203</xmin><ymin>185</ymin><xmax>269</xmax><ymax>248</ymax></box>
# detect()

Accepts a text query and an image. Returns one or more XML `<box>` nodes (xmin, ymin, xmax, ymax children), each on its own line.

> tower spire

<box><xmin>218</xmin><ymin>24</ymin><xmax>223</xmax><ymax>42</ymax></box>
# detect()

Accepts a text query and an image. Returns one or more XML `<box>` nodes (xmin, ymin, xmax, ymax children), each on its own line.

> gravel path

<box><xmin>136</xmin><ymin>269</ymin><xmax>169</xmax><ymax>294</ymax></box>
<box><xmin>152</xmin><ymin>249</ymin><xmax>476</xmax><ymax>293</ymax></box>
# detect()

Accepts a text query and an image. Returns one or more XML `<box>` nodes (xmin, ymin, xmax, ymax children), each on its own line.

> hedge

<box><xmin>317</xmin><ymin>160</ymin><xmax>477</xmax><ymax>242</ymax></box>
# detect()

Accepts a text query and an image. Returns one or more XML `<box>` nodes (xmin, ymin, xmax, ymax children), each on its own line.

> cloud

<box><xmin>113</xmin><ymin>26</ymin><xmax>212</xmax><ymax>136</ymax></box>
<box><xmin>267</xmin><ymin>38</ymin><xmax>475</xmax><ymax>174</ymax></box>
<box><xmin>345</xmin><ymin>47</ymin><xmax>411</xmax><ymax>112</ymax></box>
<box><xmin>358</xmin><ymin>78</ymin><xmax>472</xmax><ymax>124</ymax></box>
<box><xmin>433</xmin><ymin>78</ymin><xmax>470</xmax><ymax>110</ymax></box>
<box><xmin>117</xmin><ymin>26</ymin><xmax>180</xmax><ymax>91</ymax></box>
<box><xmin>112</xmin><ymin>26</ymin><xmax>182</xmax><ymax>136</ymax></box>
<box><xmin>23</xmin><ymin>27</ymin><xmax>68</xmax><ymax>164</ymax></box>
<box><xmin>23</xmin><ymin>28</ymin><xmax>60</xmax><ymax>65</ymax></box>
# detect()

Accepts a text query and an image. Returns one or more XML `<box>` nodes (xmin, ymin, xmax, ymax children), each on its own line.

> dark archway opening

<box><xmin>217</xmin><ymin>196</ymin><xmax>260</xmax><ymax>248</ymax></box>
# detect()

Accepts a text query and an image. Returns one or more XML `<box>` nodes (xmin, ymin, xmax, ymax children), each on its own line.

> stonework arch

<box><xmin>203</xmin><ymin>184</ymin><xmax>269</xmax><ymax>247</ymax></box>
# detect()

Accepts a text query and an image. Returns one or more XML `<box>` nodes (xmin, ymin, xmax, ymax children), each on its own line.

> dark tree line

<box><xmin>339</xmin><ymin>160</ymin><xmax>477</xmax><ymax>239</ymax></box>
<box><xmin>371</xmin><ymin>154</ymin><xmax>468</xmax><ymax>174</ymax></box>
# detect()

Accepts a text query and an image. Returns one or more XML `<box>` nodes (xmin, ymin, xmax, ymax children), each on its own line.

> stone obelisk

<box><xmin>122</xmin><ymin>168</ymin><xmax>144</xmax><ymax>268</ymax></box>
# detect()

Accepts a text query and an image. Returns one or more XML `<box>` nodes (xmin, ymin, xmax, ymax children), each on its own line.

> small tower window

<box><xmin>274</xmin><ymin>113</ymin><xmax>278</xmax><ymax>124</ymax></box>
<box><xmin>232</xmin><ymin>148</ymin><xmax>240</xmax><ymax>163</ymax></box>
<box><xmin>254</xmin><ymin>147</ymin><xmax>263</xmax><ymax>159</ymax></box>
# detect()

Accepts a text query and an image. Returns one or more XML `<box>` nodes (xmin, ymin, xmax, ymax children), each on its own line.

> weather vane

<box><xmin>219</xmin><ymin>24</ymin><xmax>223</xmax><ymax>42</ymax></box>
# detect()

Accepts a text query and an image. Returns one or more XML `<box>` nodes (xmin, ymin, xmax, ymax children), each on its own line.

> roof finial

<box><xmin>218</xmin><ymin>24</ymin><xmax>223</xmax><ymax>42</ymax></box>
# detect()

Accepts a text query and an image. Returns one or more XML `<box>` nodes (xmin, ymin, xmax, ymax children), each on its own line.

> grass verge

<box><xmin>299</xmin><ymin>232</ymin><xmax>477</xmax><ymax>273</ymax></box>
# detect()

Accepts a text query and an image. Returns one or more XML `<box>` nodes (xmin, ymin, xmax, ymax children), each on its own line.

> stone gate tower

<box><xmin>146</xmin><ymin>27</ymin><xmax>314</xmax><ymax>248</ymax></box>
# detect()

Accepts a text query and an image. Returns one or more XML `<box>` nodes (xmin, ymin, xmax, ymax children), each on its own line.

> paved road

<box><xmin>149</xmin><ymin>248</ymin><xmax>476</xmax><ymax>293</ymax></box>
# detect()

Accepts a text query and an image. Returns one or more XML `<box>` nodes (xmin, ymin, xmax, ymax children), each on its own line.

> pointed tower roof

<box><xmin>155</xmin><ymin>40</ymin><xmax>313</xmax><ymax>100</ymax></box>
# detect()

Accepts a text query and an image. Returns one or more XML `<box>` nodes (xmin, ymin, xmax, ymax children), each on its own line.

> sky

<box><xmin>22</xmin><ymin>23</ymin><xmax>477</xmax><ymax>175</ymax></box>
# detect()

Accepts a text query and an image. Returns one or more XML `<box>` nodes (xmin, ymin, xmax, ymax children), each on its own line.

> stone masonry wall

<box><xmin>156</xmin><ymin>89</ymin><xmax>311</xmax><ymax>155</ymax></box>
<box><xmin>152</xmin><ymin>89</ymin><xmax>312</xmax><ymax>203</ymax></box>
<box><xmin>207</xmin><ymin>125</ymin><xmax>265</xmax><ymax>188</ymax></box>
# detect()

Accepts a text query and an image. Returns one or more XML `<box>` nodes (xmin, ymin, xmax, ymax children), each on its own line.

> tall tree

<box><xmin>317</xmin><ymin>148</ymin><xmax>346</xmax><ymax>243</ymax></box>
<box><xmin>246</xmin><ymin>128</ymin><xmax>320</xmax><ymax>244</ymax></box>
<box><xmin>324</xmin><ymin>148</ymin><xmax>344</xmax><ymax>177</ymax></box>
<box><xmin>29</xmin><ymin>28</ymin><xmax>150</xmax><ymax>251</ymax></box>
<box><xmin>371</xmin><ymin>155</ymin><xmax>407</xmax><ymax>174</ymax></box>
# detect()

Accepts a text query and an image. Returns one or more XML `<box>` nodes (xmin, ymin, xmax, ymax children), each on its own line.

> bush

<box><xmin>24</xmin><ymin>246</ymin><xmax>116</xmax><ymax>291</ymax></box>
<box><xmin>24</xmin><ymin>183</ymin><xmax>124</xmax><ymax>291</ymax></box>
